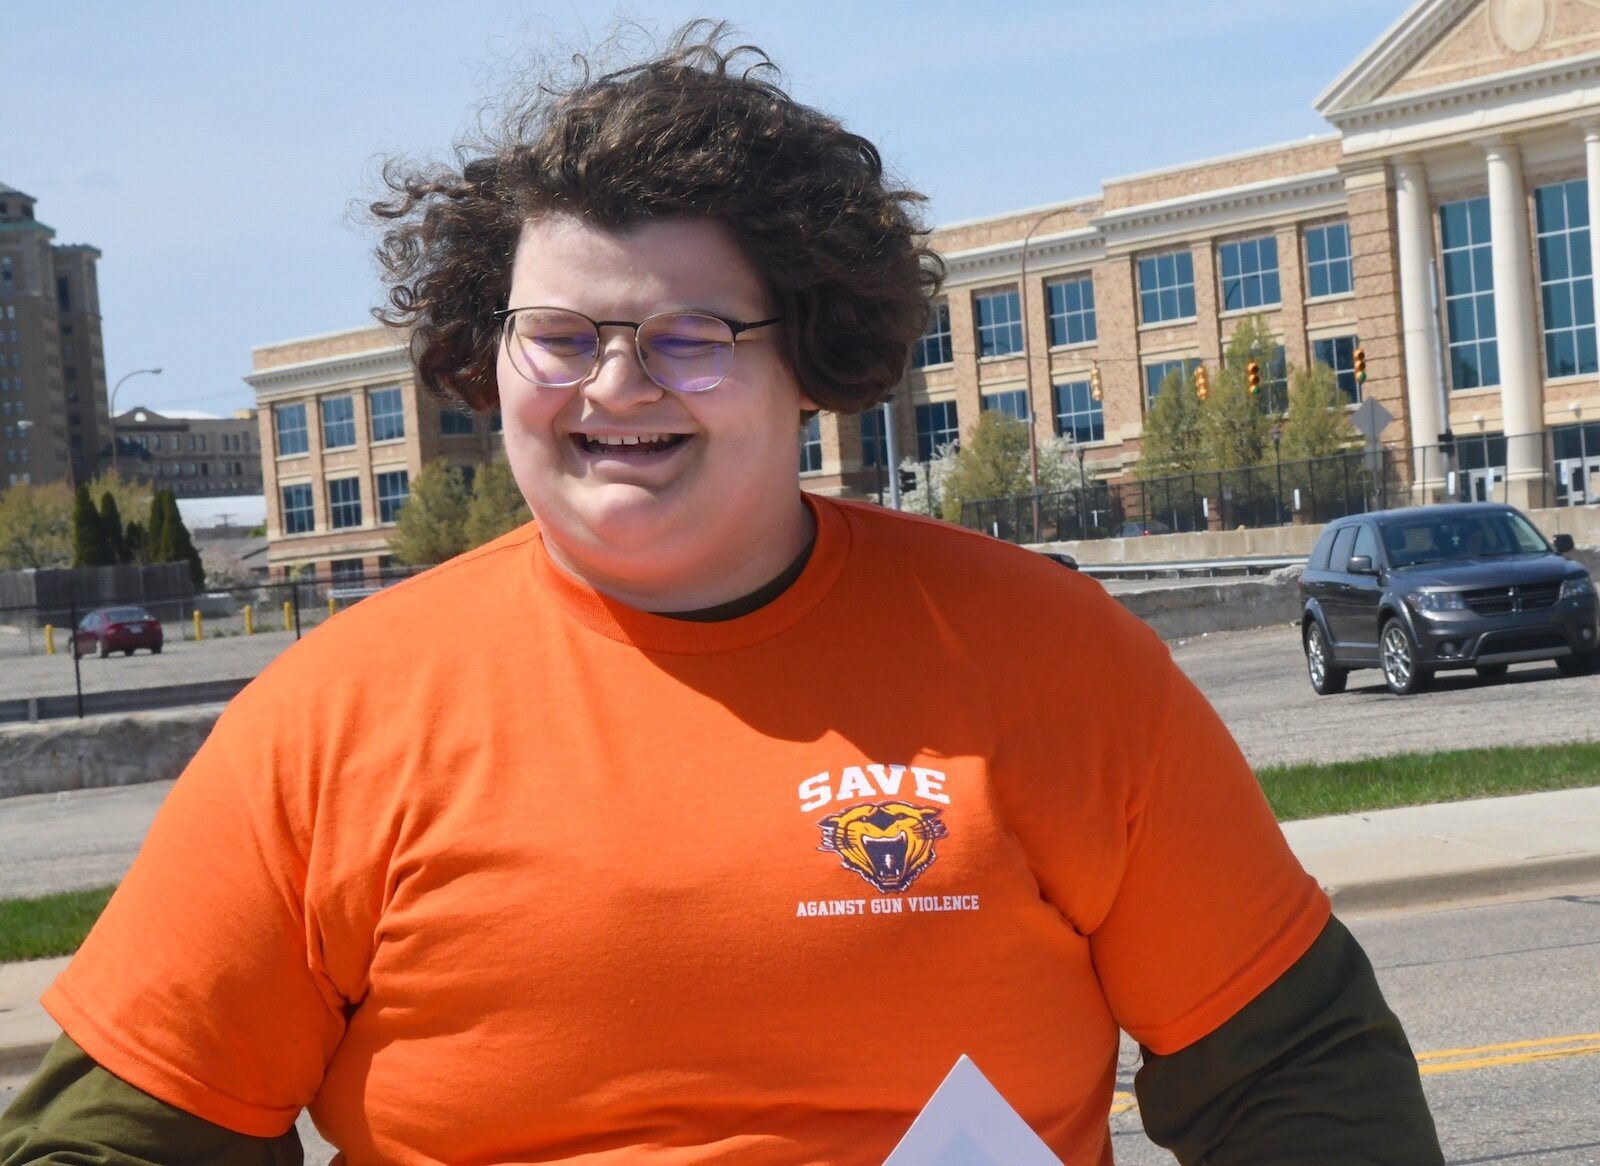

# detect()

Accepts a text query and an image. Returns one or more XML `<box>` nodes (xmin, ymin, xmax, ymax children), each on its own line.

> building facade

<box><xmin>802</xmin><ymin>0</ymin><xmax>1600</xmax><ymax>516</ymax></box>
<box><xmin>113</xmin><ymin>406</ymin><xmax>264</xmax><ymax>497</ymax></box>
<box><xmin>0</xmin><ymin>183</ymin><xmax>110</xmax><ymax>488</ymax></box>
<box><xmin>246</xmin><ymin>326</ymin><xmax>505</xmax><ymax>581</ymax></box>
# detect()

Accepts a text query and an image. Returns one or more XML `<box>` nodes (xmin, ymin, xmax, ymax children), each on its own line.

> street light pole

<box><xmin>1271</xmin><ymin>424</ymin><xmax>1284</xmax><ymax>525</ymax></box>
<box><xmin>1018</xmin><ymin>205</ymin><xmax>1078</xmax><ymax>542</ymax></box>
<box><xmin>109</xmin><ymin>367</ymin><xmax>163</xmax><ymax>478</ymax></box>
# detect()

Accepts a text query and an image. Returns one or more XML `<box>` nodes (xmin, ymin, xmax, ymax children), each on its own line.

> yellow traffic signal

<box><xmin>1194</xmin><ymin>365</ymin><xmax>1209</xmax><ymax>401</ymax></box>
<box><xmin>1090</xmin><ymin>362</ymin><xmax>1103</xmax><ymax>401</ymax></box>
<box><xmin>1353</xmin><ymin>347</ymin><xmax>1367</xmax><ymax>384</ymax></box>
<box><xmin>1247</xmin><ymin>360</ymin><xmax>1261</xmax><ymax>394</ymax></box>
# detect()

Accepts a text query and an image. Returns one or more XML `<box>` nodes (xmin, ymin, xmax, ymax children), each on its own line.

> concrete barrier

<box><xmin>0</xmin><ymin>707</ymin><xmax>220</xmax><ymax>799</ymax></box>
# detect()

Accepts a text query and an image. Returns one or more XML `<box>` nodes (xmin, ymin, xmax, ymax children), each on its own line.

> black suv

<box><xmin>1299</xmin><ymin>503</ymin><xmax>1599</xmax><ymax>695</ymax></box>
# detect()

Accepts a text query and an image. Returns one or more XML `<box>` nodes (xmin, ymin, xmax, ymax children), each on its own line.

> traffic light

<box><xmin>898</xmin><ymin>468</ymin><xmax>917</xmax><ymax>494</ymax></box>
<box><xmin>1353</xmin><ymin>347</ymin><xmax>1367</xmax><ymax>384</ymax></box>
<box><xmin>1247</xmin><ymin>360</ymin><xmax>1261</xmax><ymax>394</ymax></box>
<box><xmin>1089</xmin><ymin>362</ymin><xmax>1103</xmax><ymax>401</ymax></box>
<box><xmin>1193</xmin><ymin>365</ymin><xmax>1209</xmax><ymax>401</ymax></box>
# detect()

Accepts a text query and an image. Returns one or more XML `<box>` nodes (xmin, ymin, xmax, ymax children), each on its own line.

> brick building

<box><xmin>246</xmin><ymin>326</ymin><xmax>503</xmax><ymax>581</ymax></box>
<box><xmin>113</xmin><ymin>406</ymin><xmax>264</xmax><ymax>497</ymax></box>
<box><xmin>801</xmin><ymin>0</ymin><xmax>1600</xmax><ymax>515</ymax></box>
<box><xmin>0</xmin><ymin>182</ymin><xmax>110</xmax><ymax>488</ymax></box>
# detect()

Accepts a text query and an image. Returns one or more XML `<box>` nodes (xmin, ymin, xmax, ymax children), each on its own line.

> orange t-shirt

<box><xmin>45</xmin><ymin>496</ymin><xmax>1328</xmax><ymax>1165</ymax></box>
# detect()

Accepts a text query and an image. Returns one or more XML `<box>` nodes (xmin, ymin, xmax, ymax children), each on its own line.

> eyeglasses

<box><xmin>492</xmin><ymin>306</ymin><xmax>783</xmax><ymax>394</ymax></box>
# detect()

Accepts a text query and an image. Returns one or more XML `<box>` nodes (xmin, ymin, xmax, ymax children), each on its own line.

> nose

<box><xmin>580</xmin><ymin>328</ymin><xmax>665</xmax><ymax>408</ymax></box>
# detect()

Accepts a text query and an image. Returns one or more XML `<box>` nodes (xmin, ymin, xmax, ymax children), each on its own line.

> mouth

<box><xmin>863</xmin><ymin>831</ymin><xmax>910</xmax><ymax>882</ymax></box>
<box><xmin>573</xmin><ymin>432</ymin><xmax>690</xmax><ymax>457</ymax></box>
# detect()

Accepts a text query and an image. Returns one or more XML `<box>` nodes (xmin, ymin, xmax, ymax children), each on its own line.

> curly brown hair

<box><xmin>371</xmin><ymin>21</ymin><xmax>942</xmax><ymax>415</ymax></box>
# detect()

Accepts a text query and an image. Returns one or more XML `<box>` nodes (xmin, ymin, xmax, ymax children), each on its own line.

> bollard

<box><xmin>44</xmin><ymin>625</ymin><xmax>55</xmax><ymax>655</ymax></box>
<box><xmin>327</xmin><ymin>596</ymin><xmax>336</xmax><ymax>619</ymax></box>
<box><xmin>244</xmin><ymin>606</ymin><xmax>255</xmax><ymax>635</ymax></box>
<box><xmin>283</xmin><ymin>600</ymin><xmax>293</xmax><ymax>632</ymax></box>
<box><xmin>193</xmin><ymin>610</ymin><xmax>203</xmax><ymax>641</ymax></box>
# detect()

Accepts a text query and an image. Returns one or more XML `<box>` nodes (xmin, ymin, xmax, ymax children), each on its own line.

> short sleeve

<box><xmin>41</xmin><ymin>689</ymin><xmax>351</xmax><ymax>1138</ymax></box>
<box><xmin>1088</xmin><ymin>663</ymin><xmax>1330</xmax><ymax>1055</ymax></box>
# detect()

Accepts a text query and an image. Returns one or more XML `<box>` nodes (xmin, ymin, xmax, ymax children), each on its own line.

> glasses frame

<box><xmin>492</xmin><ymin>306</ymin><xmax>783</xmax><ymax>393</ymax></box>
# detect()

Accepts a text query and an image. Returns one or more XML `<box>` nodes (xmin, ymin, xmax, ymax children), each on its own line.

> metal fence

<box><xmin>0</xmin><ymin>568</ymin><xmax>428</xmax><ymax>722</ymax></box>
<box><xmin>960</xmin><ymin>433</ymin><xmax>1600</xmax><ymax>546</ymax></box>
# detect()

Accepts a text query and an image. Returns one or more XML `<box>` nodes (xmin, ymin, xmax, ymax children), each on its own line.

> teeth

<box><xmin>589</xmin><ymin>434</ymin><xmax>672</xmax><ymax>446</ymax></box>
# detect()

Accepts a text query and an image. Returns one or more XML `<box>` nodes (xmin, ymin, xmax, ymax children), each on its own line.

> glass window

<box><xmin>1534</xmin><ymin>179</ymin><xmax>1597</xmax><ymax>379</ymax></box>
<box><xmin>321</xmin><ymin>395</ymin><xmax>356</xmax><ymax>449</ymax></box>
<box><xmin>981</xmin><ymin>389</ymin><xmax>1029</xmax><ymax>421</ymax></box>
<box><xmin>440</xmin><ymin>410</ymin><xmax>474</xmax><ymax>435</ymax></box>
<box><xmin>1046</xmin><ymin>275</ymin><xmax>1096</xmax><ymax>347</ymax></box>
<box><xmin>1311</xmin><ymin>335</ymin><xmax>1361</xmax><ymax>404</ymax></box>
<box><xmin>860</xmin><ymin>406</ymin><xmax>888</xmax><ymax>469</ymax></box>
<box><xmin>369</xmin><ymin>385</ymin><xmax>406</xmax><ymax>442</ymax></box>
<box><xmin>376</xmin><ymin>469</ymin><xmax>410</xmax><ymax>523</ymax></box>
<box><xmin>1305</xmin><ymin>222</ymin><xmax>1353</xmax><ymax>299</ymax></box>
<box><xmin>1328</xmin><ymin>525</ymin><xmax>1358</xmax><ymax>572</ymax></box>
<box><xmin>914</xmin><ymin>400</ymin><xmax>960</xmax><ymax>461</ymax></box>
<box><xmin>1439</xmin><ymin>197</ymin><xmax>1499</xmax><ymax>390</ymax></box>
<box><xmin>974</xmin><ymin>288</ymin><xmax>1023</xmax><ymax>358</ymax></box>
<box><xmin>328</xmin><ymin>477</ymin><xmax>362</xmax><ymax>528</ymax></box>
<box><xmin>1253</xmin><ymin>344</ymin><xmax>1290</xmax><ymax>414</ymax></box>
<box><xmin>280</xmin><ymin>483</ymin><xmax>314</xmax><ymax>534</ymax></box>
<box><xmin>275</xmin><ymin>403</ymin><xmax>308</xmax><ymax>456</ymax></box>
<box><xmin>1052</xmin><ymin>380</ymin><xmax>1104</xmax><ymax>444</ymax></box>
<box><xmin>799</xmin><ymin>415</ymin><xmax>822</xmax><ymax>474</ymax></box>
<box><xmin>1218</xmin><ymin>236</ymin><xmax>1281</xmax><ymax>312</ymax></box>
<box><xmin>1351</xmin><ymin>524</ymin><xmax>1378</xmax><ymax>564</ymax></box>
<box><xmin>1138</xmin><ymin>250</ymin><xmax>1196</xmax><ymax>324</ymax></box>
<box><xmin>330</xmin><ymin>558</ymin><xmax>366</xmax><ymax>584</ymax></box>
<box><xmin>1143</xmin><ymin>358</ymin><xmax>1198</xmax><ymax>405</ymax></box>
<box><xmin>912</xmin><ymin>302</ymin><xmax>954</xmax><ymax>369</ymax></box>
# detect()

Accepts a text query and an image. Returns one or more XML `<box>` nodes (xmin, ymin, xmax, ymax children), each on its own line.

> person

<box><xmin>0</xmin><ymin>24</ymin><xmax>1443</xmax><ymax>1166</ymax></box>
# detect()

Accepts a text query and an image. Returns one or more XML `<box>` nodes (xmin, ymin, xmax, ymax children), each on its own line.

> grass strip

<box><xmin>1258</xmin><ymin>742</ymin><xmax>1600</xmax><ymax>821</ymax></box>
<box><xmin>0</xmin><ymin>886</ymin><xmax>116</xmax><ymax>963</ymax></box>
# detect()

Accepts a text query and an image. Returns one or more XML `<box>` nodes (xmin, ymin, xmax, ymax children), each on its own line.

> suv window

<box><xmin>1351</xmin><ymin>524</ymin><xmax>1378</xmax><ymax>565</ymax></box>
<box><xmin>1328</xmin><ymin>526</ymin><xmax>1358</xmax><ymax>573</ymax></box>
<box><xmin>1308</xmin><ymin>527</ymin><xmax>1338</xmax><ymax>570</ymax></box>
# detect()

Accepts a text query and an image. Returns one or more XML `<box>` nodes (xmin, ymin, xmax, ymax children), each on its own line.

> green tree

<box><xmin>72</xmin><ymin>485</ymin><xmax>106</xmax><ymax>567</ymax></box>
<box><xmin>1281</xmin><ymin>361</ymin><xmax>1360</xmax><ymax>462</ymax></box>
<box><xmin>388</xmin><ymin>462</ymin><xmax>471</xmax><ymax>565</ymax></box>
<box><xmin>162</xmin><ymin>491</ymin><xmax>205</xmax><ymax>586</ymax></box>
<box><xmin>144</xmin><ymin>490</ymin><xmax>170</xmax><ymax>565</ymax></box>
<box><xmin>99</xmin><ymin>492</ymin><xmax>127</xmax><ymax>565</ymax></box>
<box><xmin>1200</xmin><ymin>316</ymin><xmax>1279</xmax><ymax>471</ymax></box>
<box><xmin>123</xmin><ymin>519</ymin><xmax>147</xmax><ymax>566</ymax></box>
<box><xmin>938</xmin><ymin>411</ymin><xmax>1034</xmax><ymax>523</ymax></box>
<box><xmin>464</xmin><ymin>459</ymin><xmax>532</xmax><ymax>548</ymax></box>
<box><xmin>83</xmin><ymin>473</ymin><xmax>153</xmax><ymax>544</ymax></box>
<box><xmin>0</xmin><ymin>482</ymin><xmax>73</xmax><ymax>569</ymax></box>
<box><xmin>1137</xmin><ymin>369</ymin><xmax>1205</xmax><ymax>479</ymax></box>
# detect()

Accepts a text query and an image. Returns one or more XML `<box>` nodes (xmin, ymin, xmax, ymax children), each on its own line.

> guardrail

<box><xmin>1074</xmin><ymin>555</ymin><xmax>1307</xmax><ymax>581</ymax></box>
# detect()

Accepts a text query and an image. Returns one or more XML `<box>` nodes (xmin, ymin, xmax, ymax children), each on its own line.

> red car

<box><xmin>72</xmin><ymin>606</ymin><xmax>164</xmax><ymax>658</ymax></box>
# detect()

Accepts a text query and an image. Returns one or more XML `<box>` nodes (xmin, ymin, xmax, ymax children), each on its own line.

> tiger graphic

<box><xmin>816</xmin><ymin>801</ymin><xmax>947</xmax><ymax>894</ymax></box>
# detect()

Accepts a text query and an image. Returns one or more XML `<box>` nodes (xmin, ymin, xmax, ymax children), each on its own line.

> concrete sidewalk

<box><xmin>4</xmin><ymin>786</ymin><xmax>1600</xmax><ymax>1084</ymax></box>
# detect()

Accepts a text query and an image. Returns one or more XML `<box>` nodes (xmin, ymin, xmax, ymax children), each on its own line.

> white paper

<box><xmin>881</xmin><ymin>1055</ymin><xmax>1064</xmax><ymax>1165</ymax></box>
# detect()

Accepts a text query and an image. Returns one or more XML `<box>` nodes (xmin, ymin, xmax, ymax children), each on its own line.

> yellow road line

<box><xmin>1415</xmin><ymin>1031</ymin><xmax>1600</xmax><ymax>1060</ymax></box>
<box><xmin>1110</xmin><ymin>1090</ymin><xmax>1138</xmax><ymax>1115</ymax></box>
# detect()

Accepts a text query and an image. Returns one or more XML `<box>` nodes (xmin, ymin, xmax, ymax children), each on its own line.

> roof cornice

<box><xmin>942</xmin><ymin>227</ymin><xmax>1103</xmax><ymax>282</ymax></box>
<box><xmin>1315</xmin><ymin>0</ymin><xmax>1475</xmax><ymax>115</ymax></box>
<box><xmin>1092</xmin><ymin>169</ymin><xmax>1348</xmax><ymax>251</ymax></box>
<box><xmin>245</xmin><ymin>345</ymin><xmax>412</xmax><ymax>399</ymax></box>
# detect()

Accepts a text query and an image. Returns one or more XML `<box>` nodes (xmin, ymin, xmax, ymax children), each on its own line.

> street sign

<box><xmin>1351</xmin><ymin>397</ymin><xmax>1394</xmax><ymax>444</ymax></box>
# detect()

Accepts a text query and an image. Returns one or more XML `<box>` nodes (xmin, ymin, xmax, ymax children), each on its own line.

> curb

<box><xmin>1321</xmin><ymin>853</ymin><xmax>1600</xmax><ymax>914</ymax></box>
<box><xmin>0</xmin><ymin>1036</ymin><xmax>55</xmax><ymax>1082</ymax></box>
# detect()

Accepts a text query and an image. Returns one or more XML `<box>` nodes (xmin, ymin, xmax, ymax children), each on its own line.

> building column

<box><xmin>1393</xmin><ymin>156</ymin><xmax>1445</xmax><ymax>500</ymax></box>
<box><xmin>1482</xmin><ymin>137</ymin><xmax>1545</xmax><ymax>508</ymax></box>
<box><xmin>1585</xmin><ymin>123</ymin><xmax>1600</xmax><ymax>370</ymax></box>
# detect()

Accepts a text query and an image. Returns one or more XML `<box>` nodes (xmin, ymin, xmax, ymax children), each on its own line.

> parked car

<box><xmin>1116</xmin><ymin>519</ymin><xmax>1172</xmax><ymax>538</ymax></box>
<box><xmin>1299</xmin><ymin>504</ymin><xmax>1598</xmax><ymax>695</ymax></box>
<box><xmin>71</xmin><ymin>606</ymin><xmax>165</xmax><ymax>659</ymax></box>
<box><xmin>1041</xmin><ymin>551</ymin><xmax>1079</xmax><ymax>570</ymax></box>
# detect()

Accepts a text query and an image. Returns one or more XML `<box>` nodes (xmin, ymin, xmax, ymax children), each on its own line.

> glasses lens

<box><xmin>637</xmin><ymin>313</ymin><xmax>735</xmax><ymax>392</ymax></box>
<box><xmin>506</xmin><ymin>308</ymin><xmax>598</xmax><ymax>387</ymax></box>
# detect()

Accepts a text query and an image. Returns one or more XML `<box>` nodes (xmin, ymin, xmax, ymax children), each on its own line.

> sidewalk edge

<box><xmin>1323</xmin><ymin>853</ymin><xmax>1600</xmax><ymax>914</ymax></box>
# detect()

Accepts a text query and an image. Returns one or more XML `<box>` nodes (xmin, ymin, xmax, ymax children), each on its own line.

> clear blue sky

<box><xmin>7</xmin><ymin>0</ymin><xmax>1405</xmax><ymax>418</ymax></box>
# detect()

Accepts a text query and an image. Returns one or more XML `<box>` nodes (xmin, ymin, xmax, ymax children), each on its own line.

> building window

<box><xmin>912</xmin><ymin>302</ymin><xmax>954</xmax><ymax>369</ymax></box>
<box><xmin>974</xmin><ymin>288</ymin><xmax>1023</xmax><ymax>358</ymax></box>
<box><xmin>328</xmin><ymin>477</ymin><xmax>362</xmax><ymax>528</ymax></box>
<box><xmin>1311</xmin><ymin>335</ymin><xmax>1361</xmax><ymax>404</ymax></box>
<box><xmin>1138</xmin><ymin>250</ymin><xmax>1196</xmax><ymax>324</ymax></box>
<box><xmin>1219</xmin><ymin>236</ymin><xmax>1281</xmax><ymax>312</ymax></box>
<box><xmin>860</xmin><ymin>406</ymin><xmax>888</xmax><ymax>468</ymax></box>
<box><xmin>371</xmin><ymin>469</ymin><xmax>408</xmax><ymax>524</ymax></box>
<box><xmin>1144</xmin><ymin>358</ymin><xmax>1198</xmax><ymax>405</ymax></box>
<box><xmin>1305</xmin><ymin>222</ymin><xmax>1353</xmax><ymax>299</ymax></box>
<box><xmin>440</xmin><ymin>410</ymin><xmax>475</xmax><ymax>435</ymax></box>
<box><xmin>281</xmin><ymin>483</ymin><xmax>314</xmax><ymax>534</ymax></box>
<box><xmin>275</xmin><ymin>403</ymin><xmax>308</xmax><ymax>456</ymax></box>
<box><xmin>57</xmin><ymin>277</ymin><xmax>71</xmax><ymax>313</ymax></box>
<box><xmin>321</xmin><ymin>395</ymin><xmax>357</xmax><ymax>449</ymax></box>
<box><xmin>369</xmin><ymin>385</ymin><xmax>406</xmax><ymax>442</ymax></box>
<box><xmin>981</xmin><ymin>389</ymin><xmax>1029</xmax><ymax>421</ymax></box>
<box><xmin>799</xmin><ymin>415</ymin><xmax>823</xmax><ymax>474</ymax></box>
<box><xmin>1047</xmin><ymin>275</ymin><xmax>1097</xmax><ymax>347</ymax></box>
<box><xmin>914</xmin><ymin>400</ymin><xmax>960</xmax><ymax>461</ymax></box>
<box><xmin>489</xmin><ymin>410</ymin><xmax>502</xmax><ymax>433</ymax></box>
<box><xmin>1534</xmin><ymin>179</ymin><xmax>1597</xmax><ymax>379</ymax></box>
<box><xmin>1439</xmin><ymin>197</ymin><xmax>1499</xmax><ymax>390</ymax></box>
<box><xmin>1</xmin><ymin>258</ymin><xmax>12</xmax><ymax>295</ymax></box>
<box><xmin>1237</xmin><ymin>344</ymin><xmax>1290</xmax><ymax>414</ymax></box>
<box><xmin>1053</xmin><ymin>380</ymin><xmax>1104</xmax><ymax>444</ymax></box>
<box><xmin>330</xmin><ymin>558</ymin><xmax>366</xmax><ymax>585</ymax></box>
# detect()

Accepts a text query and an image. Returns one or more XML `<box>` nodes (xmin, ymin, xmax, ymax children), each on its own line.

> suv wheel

<box><xmin>1304</xmin><ymin>622</ymin><xmax>1348</xmax><ymax>695</ymax></box>
<box><xmin>1556</xmin><ymin>649</ymin><xmax>1600</xmax><ymax>677</ymax></box>
<box><xmin>1380</xmin><ymin>619</ymin><xmax>1432</xmax><ymax>695</ymax></box>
